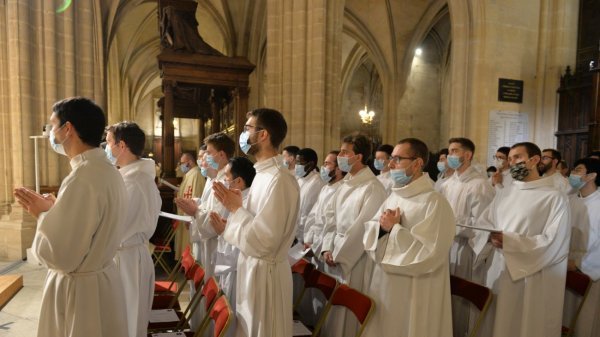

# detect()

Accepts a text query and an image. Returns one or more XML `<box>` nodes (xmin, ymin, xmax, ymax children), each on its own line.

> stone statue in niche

<box><xmin>160</xmin><ymin>5</ymin><xmax>222</xmax><ymax>55</ymax></box>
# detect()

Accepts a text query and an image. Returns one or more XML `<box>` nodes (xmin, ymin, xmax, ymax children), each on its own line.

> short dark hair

<box><xmin>487</xmin><ymin>166</ymin><xmax>497</xmax><ymax>173</ymax></box>
<box><xmin>106</xmin><ymin>122</ymin><xmax>145</xmax><ymax>157</ymax></box>
<box><xmin>448</xmin><ymin>137</ymin><xmax>475</xmax><ymax>154</ymax></box>
<box><xmin>376</xmin><ymin>144</ymin><xmax>394</xmax><ymax>157</ymax></box>
<box><xmin>229</xmin><ymin>156</ymin><xmax>256</xmax><ymax>188</ymax></box>
<box><xmin>182</xmin><ymin>151</ymin><xmax>197</xmax><ymax>162</ymax></box>
<box><xmin>588</xmin><ymin>150</ymin><xmax>600</xmax><ymax>158</ymax></box>
<box><xmin>542</xmin><ymin>148</ymin><xmax>562</xmax><ymax>162</ymax></box>
<box><xmin>342</xmin><ymin>134</ymin><xmax>371</xmax><ymax>165</ymax></box>
<box><xmin>298</xmin><ymin>148</ymin><xmax>318</xmax><ymax>162</ymax></box>
<box><xmin>438</xmin><ymin>148</ymin><xmax>449</xmax><ymax>156</ymax></box>
<box><xmin>204</xmin><ymin>132</ymin><xmax>235</xmax><ymax>158</ymax></box>
<box><xmin>283</xmin><ymin>145</ymin><xmax>300</xmax><ymax>156</ymax></box>
<box><xmin>298</xmin><ymin>148</ymin><xmax>318</xmax><ymax>171</ymax></box>
<box><xmin>511</xmin><ymin>142</ymin><xmax>542</xmax><ymax>158</ymax></box>
<box><xmin>496</xmin><ymin>146</ymin><xmax>510</xmax><ymax>157</ymax></box>
<box><xmin>328</xmin><ymin>150</ymin><xmax>340</xmax><ymax>166</ymax></box>
<box><xmin>573</xmin><ymin>157</ymin><xmax>600</xmax><ymax>186</ymax></box>
<box><xmin>52</xmin><ymin>97</ymin><xmax>106</xmax><ymax>147</ymax></box>
<box><xmin>398</xmin><ymin>138</ymin><xmax>429</xmax><ymax>165</ymax></box>
<box><xmin>248</xmin><ymin>108</ymin><xmax>287</xmax><ymax>148</ymax></box>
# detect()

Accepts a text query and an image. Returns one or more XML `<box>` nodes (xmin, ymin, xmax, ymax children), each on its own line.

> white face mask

<box><xmin>49</xmin><ymin>124</ymin><xmax>67</xmax><ymax>156</ymax></box>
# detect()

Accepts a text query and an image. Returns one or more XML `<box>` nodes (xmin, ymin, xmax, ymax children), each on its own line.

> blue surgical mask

<box><xmin>200</xmin><ymin>166</ymin><xmax>208</xmax><ymax>177</ymax></box>
<box><xmin>390</xmin><ymin>168</ymin><xmax>412</xmax><ymax>186</ymax></box>
<box><xmin>180</xmin><ymin>163</ymin><xmax>190</xmax><ymax>174</ymax></box>
<box><xmin>49</xmin><ymin>124</ymin><xmax>67</xmax><ymax>156</ymax></box>
<box><xmin>239</xmin><ymin>131</ymin><xmax>251</xmax><ymax>154</ymax></box>
<box><xmin>437</xmin><ymin>161</ymin><xmax>446</xmax><ymax>173</ymax></box>
<box><xmin>320</xmin><ymin>166</ymin><xmax>332</xmax><ymax>183</ymax></box>
<box><xmin>282</xmin><ymin>160</ymin><xmax>289</xmax><ymax>169</ymax></box>
<box><xmin>337</xmin><ymin>155</ymin><xmax>354</xmax><ymax>173</ymax></box>
<box><xmin>206</xmin><ymin>154</ymin><xmax>219</xmax><ymax>170</ymax></box>
<box><xmin>447</xmin><ymin>155</ymin><xmax>463</xmax><ymax>170</ymax></box>
<box><xmin>105</xmin><ymin>144</ymin><xmax>117</xmax><ymax>165</ymax></box>
<box><xmin>295</xmin><ymin>164</ymin><xmax>306</xmax><ymax>178</ymax></box>
<box><xmin>374</xmin><ymin>159</ymin><xmax>385</xmax><ymax>171</ymax></box>
<box><xmin>568</xmin><ymin>174</ymin><xmax>586</xmax><ymax>190</ymax></box>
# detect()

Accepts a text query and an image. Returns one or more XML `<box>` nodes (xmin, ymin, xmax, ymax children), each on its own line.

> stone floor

<box><xmin>0</xmin><ymin>261</ymin><xmax>44</xmax><ymax>337</ymax></box>
<box><xmin>0</xmin><ymin>259</ymin><xmax>188</xmax><ymax>337</ymax></box>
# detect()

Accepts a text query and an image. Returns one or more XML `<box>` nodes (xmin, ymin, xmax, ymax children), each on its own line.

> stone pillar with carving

<box><xmin>265</xmin><ymin>0</ymin><xmax>344</xmax><ymax>156</ymax></box>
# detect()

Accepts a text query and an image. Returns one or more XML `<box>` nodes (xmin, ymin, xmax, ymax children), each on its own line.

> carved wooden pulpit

<box><xmin>157</xmin><ymin>0</ymin><xmax>255</xmax><ymax>178</ymax></box>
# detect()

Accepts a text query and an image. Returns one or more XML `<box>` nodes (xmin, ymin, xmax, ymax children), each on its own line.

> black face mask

<box><xmin>510</xmin><ymin>161</ymin><xmax>529</xmax><ymax>181</ymax></box>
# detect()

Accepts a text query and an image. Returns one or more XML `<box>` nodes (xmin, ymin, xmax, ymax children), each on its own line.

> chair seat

<box><xmin>152</xmin><ymin>294</ymin><xmax>180</xmax><ymax>310</ymax></box>
<box><xmin>147</xmin><ymin>310</ymin><xmax>188</xmax><ymax>332</ymax></box>
<box><xmin>155</xmin><ymin>281</ymin><xmax>178</xmax><ymax>293</ymax></box>
<box><xmin>153</xmin><ymin>245</ymin><xmax>172</xmax><ymax>252</ymax></box>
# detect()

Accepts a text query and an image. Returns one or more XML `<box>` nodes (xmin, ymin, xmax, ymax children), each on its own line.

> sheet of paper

<box><xmin>293</xmin><ymin>320</ymin><xmax>313</xmax><ymax>336</ymax></box>
<box><xmin>159</xmin><ymin>211</ymin><xmax>193</xmax><ymax>223</ymax></box>
<box><xmin>151</xmin><ymin>332</ymin><xmax>186</xmax><ymax>337</ymax></box>
<box><xmin>288</xmin><ymin>242</ymin><xmax>311</xmax><ymax>266</ymax></box>
<box><xmin>149</xmin><ymin>309</ymin><xmax>180</xmax><ymax>323</ymax></box>
<box><xmin>457</xmin><ymin>224</ymin><xmax>501</xmax><ymax>234</ymax></box>
<box><xmin>160</xmin><ymin>178</ymin><xmax>179</xmax><ymax>192</ymax></box>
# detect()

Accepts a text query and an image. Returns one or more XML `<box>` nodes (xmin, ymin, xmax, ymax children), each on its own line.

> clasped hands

<box><xmin>380</xmin><ymin>207</ymin><xmax>402</xmax><ymax>232</ymax></box>
<box><xmin>13</xmin><ymin>187</ymin><xmax>55</xmax><ymax>218</ymax></box>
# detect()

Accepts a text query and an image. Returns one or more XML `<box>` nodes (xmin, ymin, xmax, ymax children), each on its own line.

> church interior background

<box><xmin>0</xmin><ymin>0</ymin><xmax>598</xmax><ymax>261</ymax></box>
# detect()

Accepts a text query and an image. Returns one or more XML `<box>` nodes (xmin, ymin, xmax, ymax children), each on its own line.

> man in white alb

<box><xmin>490</xmin><ymin>146</ymin><xmax>513</xmax><ymax>189</ymax></box>
<box><xmin>539</xmin><ymin>148</ymin><xmax>571</xmax><ymax>194</ymax></box>
<box><xmin>321</xmin><ymin>134</ymin><xmax>387</xmax><ymax>337</ymax></box>
<box><xmin>563</xmin><ymin>157</ymin><xmax>600</xmax><ymax>337</ymax></box>
<box><xmin>14</xmin><ymin>97</ymin><xmax>128</xmax><ymax>337</ymax></box>
<box><xmin>176</xmin><ymin>132</ymin><xmax>235</xmax><ymax>279</ymax></box>
<box><xmin>438</xmin><ymin>137</ymin><xmax>495</xmax><ymax>337</ymax></box>
<box><xmin>294</xmin><ymin>147</ymin><xmax>325</xmax><ymax>243</ymax></box>
<box><xmin>213</xmin><ymin>108</ymin><xmax>300</xmax><ymax>337</ymax></box>
<box><xmin>475</xmin><ymin>142</ymin><xmax>570</xmax><ymax>337</ymax></box>
<box><xmin>363</xmin><ymin>138</ymin><xmax>455</xmax><ymax>337</ymax></box>
<box><xmin>374</xmin><ymin>144</ymin><xmax>394</xmax><ymax>194</ymax></box>
<box><xmin>209</xmin><ymin>156</ymin><xmax>256</xmax><ymax>337</ymax></box>
<box><xmin>105</xmin><ymin>122</ymin><xmax>161</xmax><ymax>337</ymax></box>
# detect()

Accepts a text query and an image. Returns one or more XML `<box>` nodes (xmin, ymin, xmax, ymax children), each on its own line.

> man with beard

<box><xmin>212</xmin><ymin>108</ymin><xmax>300</xmax><ymax>337</ymax></box>
<box><xmin>539</xmin><ymin>148</ymin><xmax>570</xmax><ymax>194</ymax></box>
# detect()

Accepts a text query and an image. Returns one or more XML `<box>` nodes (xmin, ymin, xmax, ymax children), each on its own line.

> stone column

<box><xmin>0</xmin><ymin>0</ymin><xmax>106</xmax><ymax>260</ymax></box>
<box><xmin>265</xmin><ymin>0</ymin><xmax>344</xmax><ymax>157</ymax></box>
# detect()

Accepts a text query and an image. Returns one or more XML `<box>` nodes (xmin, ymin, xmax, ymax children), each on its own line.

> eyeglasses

<box><xmin>390</xmin><ymin>156</ymin><xmax>416</xmax><ymax>164</ymax></box>
<box><xmin>244</xmin><ymin>124</ymin><xmax>263</xmax><ymax>132</ymax></box>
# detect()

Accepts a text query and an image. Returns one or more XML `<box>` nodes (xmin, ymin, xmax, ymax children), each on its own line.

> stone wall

<box><xmin>0</xmin><ymin>0</ymin><xmax>105</xmax><ymax>260</ymax></box>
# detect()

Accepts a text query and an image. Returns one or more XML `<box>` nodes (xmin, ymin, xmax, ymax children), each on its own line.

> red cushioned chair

<box><xmin>562</xmin><ymin>270</ymin><xmax>592</xmax><ymax>337</ymax></box>
<box><xmin>312</xmin><ymin>284</ymin><xmax>375</xmax><ymax>337</ymax></box>
<box><xmin>450</xmin><ymin>275</ymin><xmax>493</xmax><ymax>337</ymax></box>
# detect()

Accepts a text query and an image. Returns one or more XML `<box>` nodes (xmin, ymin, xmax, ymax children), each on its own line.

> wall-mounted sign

<box><xmin>498</xmin><ymin>78</ymin><xmax>523</xmax><ymax>103</ymax></box>
<box><xmin>487</xmin><ymin>110</ymin><xmax>529</xmax><ymax>166</ymax></box>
